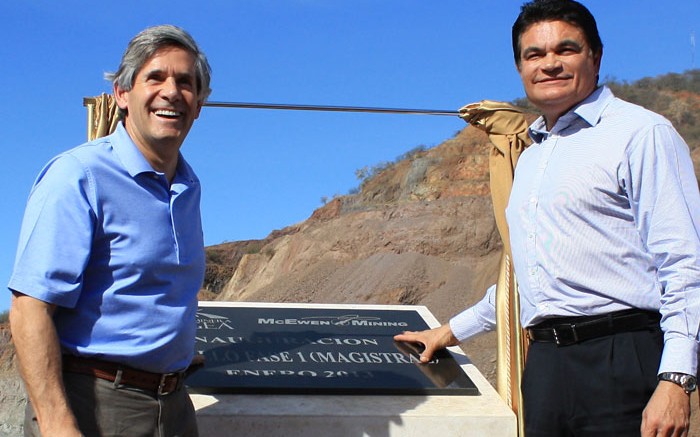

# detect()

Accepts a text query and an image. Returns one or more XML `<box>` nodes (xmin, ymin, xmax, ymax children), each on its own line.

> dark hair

<box><xmin>105</xmin><ymin>25</ymin><xmax>212</xmax><ymax>118</ymax></box>
<box><xmin>512</xmin><ymin>0</ymin><xmax>603</xmax><ymax>65</ymax></box>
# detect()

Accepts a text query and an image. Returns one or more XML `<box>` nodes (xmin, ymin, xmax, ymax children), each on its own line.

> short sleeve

<box><xmin>8</xmin><ymin>154</ymin><xmax>96</xmax><ymax>308</ymax></box>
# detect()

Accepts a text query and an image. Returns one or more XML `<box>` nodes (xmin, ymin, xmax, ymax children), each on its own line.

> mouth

<box><xmin>536</xmin><ymin>75</ymin><xmax>572</xmax><ymax>84</ymax></box>
<box><xmin>153</xmin><ymin>109</ymin><xmax>183</xmax><ymax>119</ymax></box>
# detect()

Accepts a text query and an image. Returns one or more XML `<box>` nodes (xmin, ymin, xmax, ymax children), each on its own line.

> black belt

<box><xmin>527</xmin><ymin>309</ymin><xmax>660</xmax><ymax>346</ymax></box>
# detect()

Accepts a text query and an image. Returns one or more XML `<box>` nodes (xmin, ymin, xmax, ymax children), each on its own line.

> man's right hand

<box><xmin>393</xmin><ymin>324</ymin><xmax>460</xmax><ymax>363</ymax></box>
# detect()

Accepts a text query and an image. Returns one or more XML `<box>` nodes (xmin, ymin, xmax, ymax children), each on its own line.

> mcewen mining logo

<box><xmin>257</xmin><ymin>314</ymin><xmax>409</xmax><ymax>327</ymax></box>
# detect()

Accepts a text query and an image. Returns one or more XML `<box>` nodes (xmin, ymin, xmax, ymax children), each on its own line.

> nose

<box><xmin>161</xmin><ymin>77</ymin><xmax>181</xmax><ymax>100</ymax></box>
<box><xmin>542</xmin><ymin>52</ymin><xmax>562</xmax><ymax>72</ymax></box>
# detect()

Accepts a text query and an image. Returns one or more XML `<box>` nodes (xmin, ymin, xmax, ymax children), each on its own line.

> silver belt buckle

<box><xmin>158</xmin><ymin>372</ymin><xmax>177</xmax><ymax>395</ymax></box>
<box><xmin>553</xmin><ymin>324</ymin><xmax>579</xmax><ymax>346</ymax></box>
<box><xmin>552</xmin><ymin>326</ymin><xmax>561</xmax><ymax>345</ymax></box>
<box><xmin>570</xmin><ymin>323</ymin><xmax>579</xmax><ymax>343</ymax></box>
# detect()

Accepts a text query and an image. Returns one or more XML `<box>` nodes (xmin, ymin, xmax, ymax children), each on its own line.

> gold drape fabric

<box><xmin>86</xmin><ymin>93</ymin><xmax>119</xmax><ymax>141</ymax></box>
<box><xmin>460</xmin><ymin>100</ymin><xmax>532</xmax><ymax>436</ymax></box>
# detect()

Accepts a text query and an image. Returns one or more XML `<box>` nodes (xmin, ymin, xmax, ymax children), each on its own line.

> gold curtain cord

<box><xmin>459</xmin><ymin>100</ymin><xmax>532</xmax><ymax>437</ymax></box>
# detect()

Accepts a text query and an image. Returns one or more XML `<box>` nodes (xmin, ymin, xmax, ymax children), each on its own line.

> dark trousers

<box><xmin>522</xmin><ymin>326</ymin><xmax>663</xmax><ymax>436</ymax></box>
<box><xmin>24</xmin><ymin>372</ymin><xmax>198</xmax><ymax>437</ymax></box>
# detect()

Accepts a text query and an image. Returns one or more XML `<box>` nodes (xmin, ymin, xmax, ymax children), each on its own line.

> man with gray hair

<box><xmin>9</xmin><ymin>24</ymin><xmax>211</xmax><ymax>436</ymax></box>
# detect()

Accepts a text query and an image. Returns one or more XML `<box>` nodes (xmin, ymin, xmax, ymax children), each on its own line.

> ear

<box><xmin>113</xmin><ymin>82</ymin><xmax>129</xmax><ymax>112</ymax></box>
<box><xmin>593</xmin><ymin>48</ymin><xmax>603</xmax><ymax>73</ymax></box>
<box><xmin>194</xmin><ymin>100</ymin><xmax>203</xmax><ymax>120</ymax></box>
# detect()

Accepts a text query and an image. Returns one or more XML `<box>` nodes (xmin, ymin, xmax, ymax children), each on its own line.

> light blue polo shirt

<box><xmin>9</xmin><ymin>123</ymin><xmax>206</xmax><ymax>373</ymax></box>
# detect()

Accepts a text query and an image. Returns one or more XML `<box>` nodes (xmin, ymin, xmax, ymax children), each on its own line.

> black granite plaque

<box><xmin>186</xmin><ymin>305</ymin><xmax>479</xmax><ymax>396</ymax></box>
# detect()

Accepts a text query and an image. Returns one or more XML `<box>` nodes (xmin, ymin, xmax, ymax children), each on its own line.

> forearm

<box><xmin>9</xmin><ymin>293</ymin><xmax>81</xmax><ymax>435</ymax></box>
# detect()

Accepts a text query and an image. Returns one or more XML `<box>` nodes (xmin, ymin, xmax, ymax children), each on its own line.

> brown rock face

<box><xmin>213</xmin><ymin>127</ymin><xmax>501</xmax><ymax>317</ymax></box>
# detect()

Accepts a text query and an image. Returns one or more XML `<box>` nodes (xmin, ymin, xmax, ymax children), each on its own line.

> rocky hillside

<box><xmin>207</xmin><ymin>127</ymin><xmax>503</xmax><ymax>303</ymax></box>
<box><xmin>0</xmin><ymin>325</ymin><xmax>23</xmax><ymax>437</ymax></box>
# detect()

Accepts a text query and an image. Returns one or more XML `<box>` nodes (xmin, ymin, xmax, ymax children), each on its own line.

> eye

<box><xmin>144</xmin><ymin>71</ymin><xmax>166</xmax><ymax>84</ymax></box>
<box><xmin>556</xmin><ymin>42</ymin><xmax>583</xmax><ymax>56</ymax></box>
<box><xmin>176</xmin><ymin>75</ymin><xmax>196</xmax><ymax>90</ymax></box>
<box><xmin>522</xmin><ymin>51</ymin><xmax>541</xmax><ymax>62</ymax></box>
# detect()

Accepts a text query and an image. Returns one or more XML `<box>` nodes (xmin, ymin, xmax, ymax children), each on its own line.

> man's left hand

<box><xmin>641</xmin><ymin>380</ymin><xmax>690</xmax><ymax>436</ymax></box>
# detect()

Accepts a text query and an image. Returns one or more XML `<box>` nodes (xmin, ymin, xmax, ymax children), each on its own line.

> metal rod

<box><xmin>203</xmin><ymin>101</ymin><xmax>460</xmax><ymax>116</ymax></box>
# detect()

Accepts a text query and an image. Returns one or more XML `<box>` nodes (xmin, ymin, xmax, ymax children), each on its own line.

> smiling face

<box><xmin>114</xmin><ymin>45</ymin><xmax>202</xmax><ymax>163</ymax></box>
<box><xmin>517</xmin><ymin>20</ymin><xmax>602</xmax><ymax>128</ymax></box>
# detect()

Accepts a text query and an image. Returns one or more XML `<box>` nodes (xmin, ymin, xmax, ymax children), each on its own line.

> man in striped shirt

<box><xmin>396</xmin><ymin>1</ymin><xmax>700</xmax><ymax>435</ymax></box>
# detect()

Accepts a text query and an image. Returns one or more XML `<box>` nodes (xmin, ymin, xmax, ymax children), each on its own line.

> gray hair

<box><xmin>106</xmin><ymin>25</ymin><xmax>212</xmax><ymax>110</ymax></box>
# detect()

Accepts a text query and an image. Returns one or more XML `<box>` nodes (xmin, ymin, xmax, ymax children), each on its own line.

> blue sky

<box><xmin>2</xmin><ymin>1</ymin><xmax>698</xmax><ymax>313</ymax></box>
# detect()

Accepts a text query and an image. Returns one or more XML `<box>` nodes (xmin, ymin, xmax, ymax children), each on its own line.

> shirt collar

<box><xmin>528</xmin><ymin>86</ymin><xmax>614</xmax><ymax>143</ymax></box>
<box><xmin>110</xmin><ymin>123</ymin><xmax>196</xmax><ymax>184</ymax></box>
<box><xmin>111</xmin><ymin>123</ymin><xmax>159</xmax><ymax>178</ymax></box>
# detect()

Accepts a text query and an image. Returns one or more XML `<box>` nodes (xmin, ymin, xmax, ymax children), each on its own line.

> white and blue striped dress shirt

<box><xmin>450</xmin><ymin>86</ymin><xmax>700</xmax><ymax>375</ymax></box>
